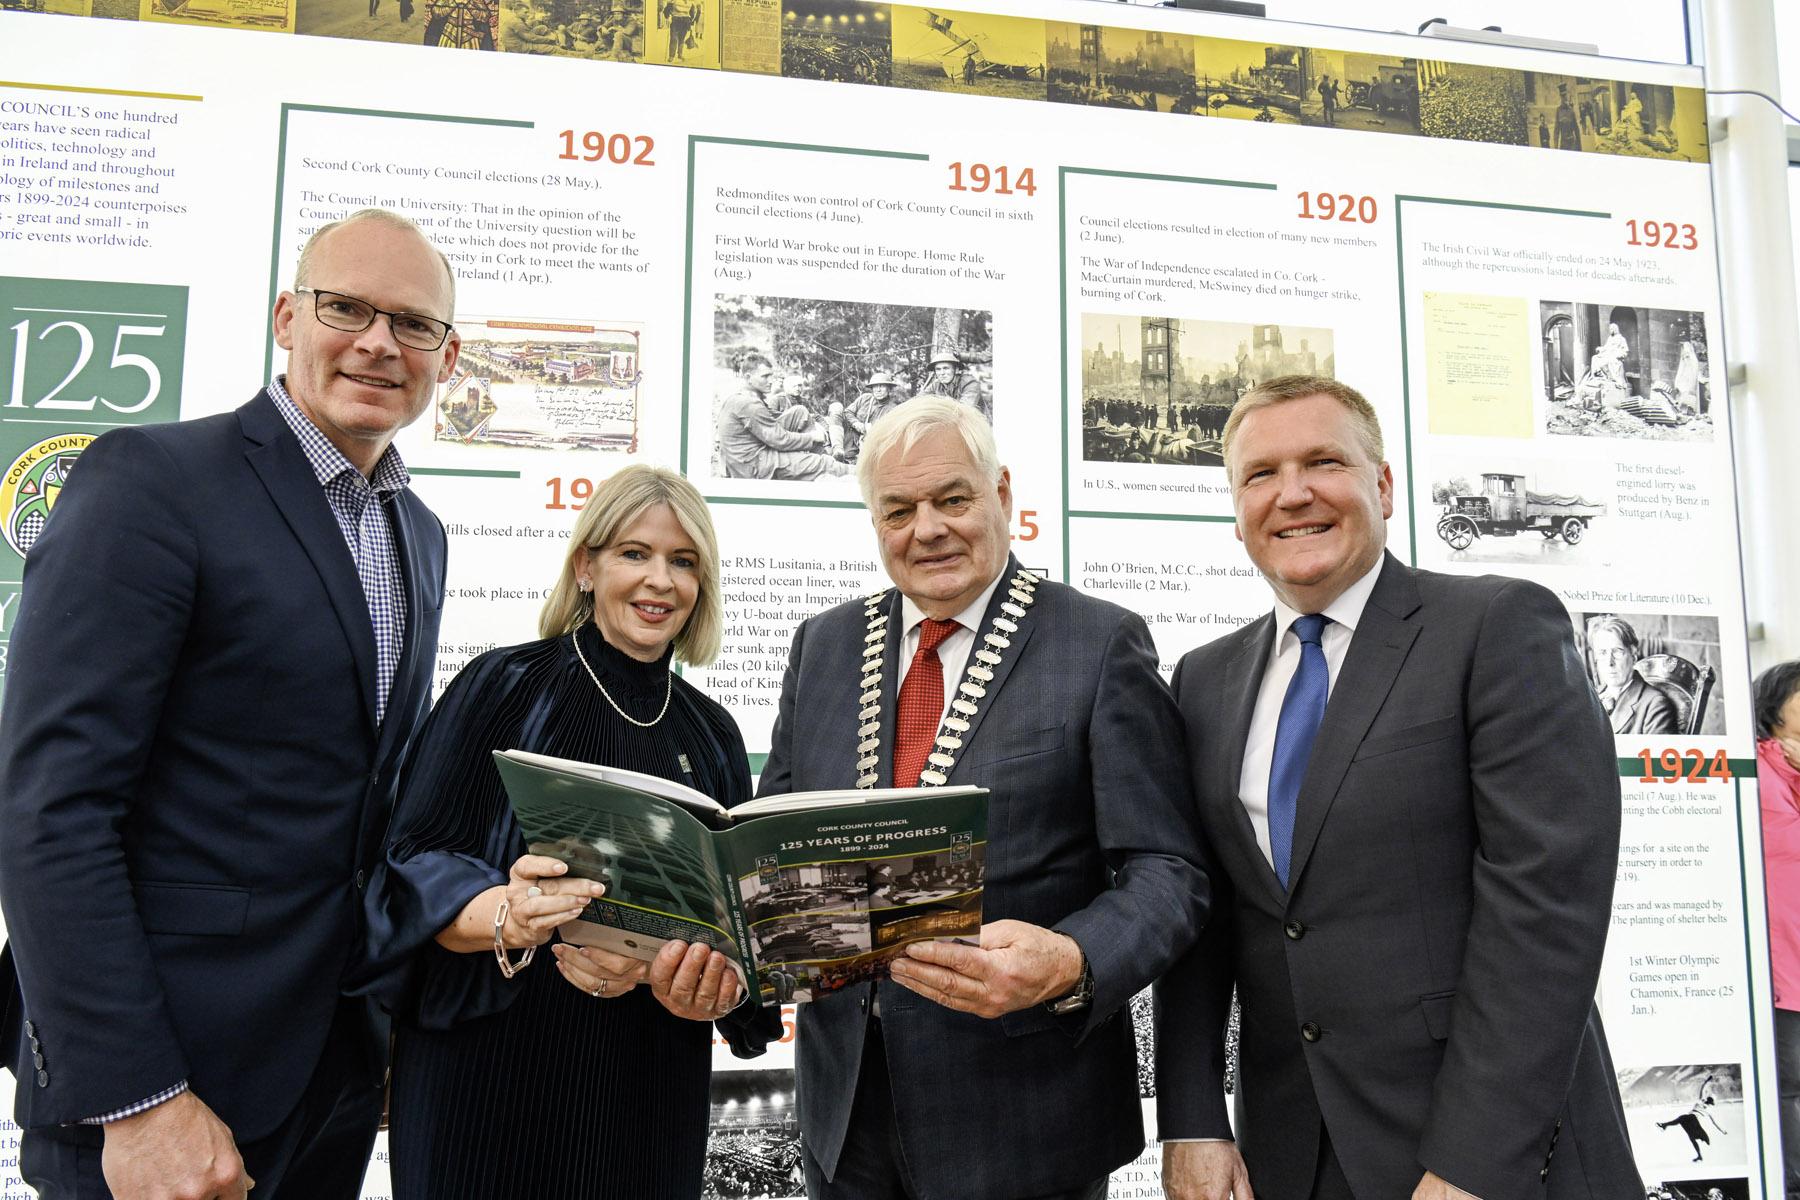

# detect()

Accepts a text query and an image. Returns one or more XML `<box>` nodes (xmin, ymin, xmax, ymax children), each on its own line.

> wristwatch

<box><xmin>1045</xmin><ymin>947</ymin><xmax>1094</xmax><ymax>1015</ymax></box>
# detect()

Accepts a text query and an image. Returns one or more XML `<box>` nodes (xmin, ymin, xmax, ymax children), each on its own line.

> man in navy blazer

<box><xmin>1156</xmin><ymin>377</ymin><xmax>1636</xmax><ymax>1200</ymax></box>
<box><xmin>0</xmin><ymin>209</ymin><xmax>458</xmax><ymax>1199</ymax></box>
<box><xmin>760</xmin><ymin>396</ymin><xmax>1210</xmax><ymax>1200</ymax></box>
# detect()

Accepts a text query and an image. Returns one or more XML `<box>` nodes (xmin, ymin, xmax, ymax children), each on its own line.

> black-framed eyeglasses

<box><xmin>294</xmin><ymin>286</ymin><xmax>454</xmax><ymax>352</ymax></box>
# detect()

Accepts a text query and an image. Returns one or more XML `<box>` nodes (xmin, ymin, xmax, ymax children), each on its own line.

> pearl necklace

<box><xmin>855</xmin><ymin>567</ymin><xmax>1040</xmax><ymax>789</ymax></box>
<box><xmin>572</xmin><ymin>629</ymin><xmax>674</xmax><ymax>728</ymax></box>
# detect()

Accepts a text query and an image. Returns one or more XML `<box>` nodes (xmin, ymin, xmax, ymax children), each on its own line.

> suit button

<box><xmin>1300</xmin><ymin>1021</ymin><xmax>1322</xmax><ymax>1042</ymax></box>
<box><xmin>1284</xmin><ymin>921</ymin><xmax>1306</xmax><ymax>940</ymax></box>
<box><xmin>31</xmin><ymin>1052</ymin><xmax>43</xmax><ymax>1070</ymax></box>
<box><xmin>23</xmin><ymin>1020</ymin><xmax>34</xmax><ymax>1038</ymax></box>
<box><xmin>355</xmin><ymin>869</ymin><xmax>367</xmax><ymax>890</ymax></box>
<box><xmin>1540</xmin><ymin>1168</ymin><xmax>1550</xmax><ymax>1180</ymax></box>
<box><xmin>35</xmin><ymin>1069</ymin><xmax>47</xmax><ymax>1087</ymax></box>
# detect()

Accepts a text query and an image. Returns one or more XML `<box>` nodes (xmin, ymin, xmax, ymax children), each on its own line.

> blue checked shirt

<box><xmin>83</xmin><ymin>378</ymin><xmax>411</xmax><ymax>1125</ymax></box>
<box><xmin>268</xmin><ymin>375</ymin><xmax>410</xmax><ymax>723</ymax></box>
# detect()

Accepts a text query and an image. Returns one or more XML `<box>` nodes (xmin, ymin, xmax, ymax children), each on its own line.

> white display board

<box><xmin>0</xmin><ymin>1</ymin><xmax>1768</xmax><ymax>1196</ymax></box>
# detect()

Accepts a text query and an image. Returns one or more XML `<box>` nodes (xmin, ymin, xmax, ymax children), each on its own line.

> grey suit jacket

<box><xmin>1157</xmin><ymin>554</ymin><xmax>1639</xmax><ymax>1200</ymax></box>
<box><xmin>760</xmin><ymin>558</ymin><xmax>1210</xmax><ymax>1199</ymax></box>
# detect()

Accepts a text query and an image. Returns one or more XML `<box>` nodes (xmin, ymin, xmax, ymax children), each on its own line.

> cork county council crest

<box><xmin>2</xmin><ymin>434</ymin><xmax>93</xmax><ymax>558</ymax></box>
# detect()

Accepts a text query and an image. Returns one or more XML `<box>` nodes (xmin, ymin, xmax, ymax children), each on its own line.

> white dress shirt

<box><xmin>896</xmin><ymin>569</ymin><xmax>1007</xmax><ymax>731</ymax></box>
<box><xmin>1237</xmin><ymin>559</ymin><xmax>1383</xmax><ymax>868</ymax></box>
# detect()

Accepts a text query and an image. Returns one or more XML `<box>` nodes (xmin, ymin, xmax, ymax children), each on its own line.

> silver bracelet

<box><xmin>491</xmin><ymin>897</ymin><xmax>536</xmax><ymax>979</ymax></box>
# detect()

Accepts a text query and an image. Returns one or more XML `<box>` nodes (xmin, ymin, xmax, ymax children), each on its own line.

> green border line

<box><xmin>1068</xmin><ymin>509</ymin><xmax>1234</xmax><ymax>524</ymax></box>
<box><xmin>1058</xmin><ymin>165</ymin><xmax>1274</xmax><ymax>581</ymax></box>
<box><xmin>679</xmin><ymin>133</ymin><xmax>924</xmax><ymax>492</ymax></box>
<box><xmin>1391</xmin><ymin>195</ymin><xmax>1611</xmax><ymax>564</ymax></box>
<box><xmin>410</xmin><ymin>467</ymin><xmax>521</xmax><ymax>479</ymax></box>
<box><xmin>1060</xmin><ymin>167</ymin><xmax>1277</xmax><ymax>192</ymax></box>
<box><xmin>264</xmin><ymin>102</ymin><xmax>535</xmax><ymax>380</ymax></box>
<box><xmin>703</xmin><ymin>495</ymin><xmax>865</xmax><ymax>511</ymax></box>
<box><xmin>1</xmin><ymin>79</ymin><xmax>202</xmax><ymax>102</ymax></box>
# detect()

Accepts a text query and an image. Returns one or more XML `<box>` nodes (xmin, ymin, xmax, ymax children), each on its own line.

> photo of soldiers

<box><xmin>495</xmin><ymin>0</ymin><xmax>643</xmax><ymax>58</ymax></box>
<box><xmin>710</xmin><ymin>294</ymin><xmax>993</xmax><ymax>482</ymax></box>
<box><xmin>918</xmin><ymin>350</ymin><xmax>987</xmax><ymax>419</ymax></box>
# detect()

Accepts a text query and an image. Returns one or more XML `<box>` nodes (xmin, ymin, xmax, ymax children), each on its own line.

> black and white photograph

<box><xmin>1542</xmin><ymin>300</ymin><xmax>1713</xmax><ymax>441</ymax></box>
<box><xmin>1300</xmin><ymin>47</ymin><xmax>1419</xmax><ymax>133</ymax></box>
<box><xmin>1080</xmin><ymin>312</ymin><xmax>1333</xmax><ymax>466</ymax></box>
<box><xmin>1575</xmin><ymin>613</ymin><xmax>1725</xmax><ymax>737</ymax></box>
<box><xmin>739</xmin><ymin>859</ymin><xmax>868</xmax><ymax>922</ymax></box>
<box><xmin>867</xmin><ymin>845</ymin><xmax>982</xmax><ymax>909</ymax></box>
<box><xmin>1642</xmin><ymin>1177</ymin><xmax>1750</xmax><ymax>1200</ymax></box>
<box><xmin>867</xmin><ymin>846</ymin><xmax>982</xmax><ymax>948</ymax></box>
<box><xmin>498</xmin><ymin>0</ymin><xmax>643</xmax><ymax>59</ymax></box>
<box><xmin>1047</xmin><ymin>21</ymin><xmax>1198</xmax><ymax>112</ymax></box>
<box><xmin>1618</xmin><ymin>1065</ymin><xmax>1746</xmax><ymax>1171</ymax></box>
<box><xmin>1427</xmin><ymin>462</ymin><xmax>1608</xmax><ymax>566</ymax></box>
<box><xmin>751</xmin><ymin>910</ymin><xmax>873</xmax><ymax>963</ymax></box>
<box><xmin>703</xmin><ymin>1070</ymin><xmax>803</xmax><ymax>1200</ymax></box>
<box><xmin>890</xmin><ymin>6</ymin><xmax>1045</xmax><ymax>100</ymax></box>
<box><xmin>1191</xmin><ymin>38</ymin><xmax>1307</xmax><ymax>124</ymax></box>
<box><xmin>711</xmin><ymin>293</ymin><xmax>992</xmax><ymax>481</ymax></box>
<box><xmin>779</xmin><ymin>0</ymin><xmax>891</xmax><ymax>86</ymax></box>
<box><xmin>1128</xmin><ymin>987</ymin><xmax>1156</xmax><ymax>1098</ymax></box>
<box><xmin>1418</xmin><ymin>61</ymin><xmax>1528</xmax><ymax>144</ymax></box>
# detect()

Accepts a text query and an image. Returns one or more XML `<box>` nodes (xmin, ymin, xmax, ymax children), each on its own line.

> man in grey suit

<box><xmin>1157</xmin><ymin>376</ymin><xmax>1637</xmax><ymax>1200</ymax></box>
<box><xmin>761</xmin><ymin>396</ymin><xmax>1210</xmax><ymax>1200</ymax></box>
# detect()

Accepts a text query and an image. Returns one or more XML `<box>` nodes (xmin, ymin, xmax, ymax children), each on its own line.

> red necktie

<box><xmin>893</xmin><ymin>618</ymin><xmax>960</xmax><ymax>788</ymax></box>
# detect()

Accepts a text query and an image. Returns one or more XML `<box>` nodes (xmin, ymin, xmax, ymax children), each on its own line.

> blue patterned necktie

<box><xmin>1268</xmin><ymin>613</ymin><xmax>1330</xmax><ymax>888</ymax></box>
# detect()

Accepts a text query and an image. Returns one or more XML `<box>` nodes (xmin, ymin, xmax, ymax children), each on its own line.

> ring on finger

<box><xmin>591</xmin><ymin>980</ymin><xmax>608</xmax><ymax>998</ymax></box>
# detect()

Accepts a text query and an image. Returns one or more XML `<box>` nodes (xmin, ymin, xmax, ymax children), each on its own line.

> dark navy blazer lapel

<box><xmin>1223</xmin><ymin>614</ymin><xmax>1286</xmax><ymax>909</ymax></box>
<box><xmin>1286</xmin><ymin>554</ymin><xmax>1421</xmax><ymax>892</ymax></box>
<box><xmin>373</xmin><ymin>490</ymin><xmax>436</xmax><ymax>768</ymax></box>
<box><xmin>239</xmin><ymin>391</ymin><xmax>379</xmax><ymax>732</ymax></box>
<box><xmin>945</xmin><ymin>557</ymin><xmax>1035</xmax><ymax>777</ymax></box>
<box><xmin>875</xmin><ymin>588</ymin><xmax>903</xmax><ymax>788</ymax></box>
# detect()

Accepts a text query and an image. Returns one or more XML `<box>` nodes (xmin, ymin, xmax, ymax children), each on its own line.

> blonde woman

<box><xmin>367</xmin><ymin>464</ymin><xmax>775</xmax><ymax>1198</ymax></box>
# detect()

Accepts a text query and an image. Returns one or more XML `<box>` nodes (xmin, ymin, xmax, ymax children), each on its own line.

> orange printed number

<box><xmin>545</xmin><ymin>476</ymin><xmax>595</xmax><ymax>510</ymax></box>
<box><xmin>1635</xmin><ymin>748</ymin><xmax>1732</xmax><ymax>783</ymax></box>
<box><xmin>557</xmin><ymin>130</ymin><xmax>655</xmax><ymax>165</ymax></box>
<box><xmin>1624</xmin><ymin>220</ymin><xmax>1698</xmax><ymax>251</ymax></box>
<box><xmin>1011</xmin><ymin>509</ymin><xmax>1039</xmax><ymax>542</ymax></box>
<box><xmin>947</xmin><ymin>162</ymin><xmax>1036</xmax><ymax>197</ymax></box>
<box><xmin>1297</xmin><ymin>191</ymin><xmax>1377</xmax><ymax>223</ymax></box>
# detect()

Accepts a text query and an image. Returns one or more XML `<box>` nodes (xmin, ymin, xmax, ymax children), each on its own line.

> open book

<box><xmin>494</xmin><ymin>749</ymin><xmax>988</xmax><ymax>1006</ymax></box>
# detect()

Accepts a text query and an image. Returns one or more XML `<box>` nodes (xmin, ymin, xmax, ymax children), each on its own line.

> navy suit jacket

<box><xmin>760</xmin><ymin>559</ymin><xmax>1210</xmax><ymax>1199</ymax></box>
<box><xmin>0</xmin><ymin>390</ymin><xmax>446</xmax><ymax>1139</ymax></box>
<box><xmin>1157</xmin><ymin>554</ymin><xmax>1638</xmax><ymax>1200</ymax></box>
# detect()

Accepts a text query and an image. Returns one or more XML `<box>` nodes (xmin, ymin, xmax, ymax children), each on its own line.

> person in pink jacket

<box><xmin>1757</xmin><ymin>660</ymin><xmax>1800</xmax><ymax>1199</ymax></box>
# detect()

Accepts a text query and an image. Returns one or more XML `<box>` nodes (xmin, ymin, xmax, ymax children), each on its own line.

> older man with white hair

<box><xmin>760</xmin><ymin>396</ymin><xmax>1211</xmax><ymax>1200</ymax></box>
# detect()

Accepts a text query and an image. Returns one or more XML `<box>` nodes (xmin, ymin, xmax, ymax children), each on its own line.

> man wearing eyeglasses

<box><xmin>0</xmin><ymin>208</ymin><xmax>459</xmax><ymax>1200</ymax></box>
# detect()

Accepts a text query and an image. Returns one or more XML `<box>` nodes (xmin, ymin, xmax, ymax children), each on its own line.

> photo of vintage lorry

<box><xmin>1435</xmin><ymin>472</ymin><xmax>1605</xmax><ymax>550</ymax></box>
